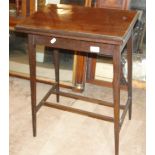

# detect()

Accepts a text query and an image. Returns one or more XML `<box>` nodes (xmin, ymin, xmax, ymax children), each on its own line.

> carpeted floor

<box><xmin>9</xmin><ymin>77</ymin><xmax>145</xmax><ymax>155</ymax></box>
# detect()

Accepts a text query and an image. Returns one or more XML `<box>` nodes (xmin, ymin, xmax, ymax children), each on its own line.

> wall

<box><xmin>46</xmin><ymin>0</ymin><xmax>60</xmax><ymax>4</ymax></box>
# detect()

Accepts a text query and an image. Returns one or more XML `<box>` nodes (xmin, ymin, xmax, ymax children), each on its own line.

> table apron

<box><xmin>33</xmin><ymin>35</ymin><xmax>115</xmax><ymax>56</ymax></box>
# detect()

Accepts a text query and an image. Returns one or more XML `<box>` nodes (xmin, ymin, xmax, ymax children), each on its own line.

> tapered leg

<box><xmin>127</xmin><ymin>34</ymin><xmax>133</xmax><ymax>120</ymax></box>
<box><xmin>113</xmin><ymin>46</ymin><xmax>121</xmax><ymax>155</ymax></box>
<box><xmin>28</xmin><ymin>34</ymin><xmax>37</xmax><ymax>137</ymax></box>
<box><xmin>53</xmin><ymin>49</ymin><xmax>60</xmax><ymax>102</ymax></box>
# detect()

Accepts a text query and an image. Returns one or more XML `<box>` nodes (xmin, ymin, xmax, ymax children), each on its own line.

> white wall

<box><xmin>46</xmin><ymin>0</ymin><xmax>60</xmax><ymax>4</ymax></box>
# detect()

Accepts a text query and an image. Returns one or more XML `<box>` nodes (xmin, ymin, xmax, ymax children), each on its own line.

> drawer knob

<box><xmin>50</xmin><ymin>38</ymin><xmax>56</xmax><ymax>44</ymax></box>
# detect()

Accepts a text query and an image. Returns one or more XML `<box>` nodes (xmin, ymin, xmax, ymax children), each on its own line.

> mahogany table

<box><xmin>16</xmin><ymin>4</ymin><xmax>138</xmax><ymax>155</ymax></box>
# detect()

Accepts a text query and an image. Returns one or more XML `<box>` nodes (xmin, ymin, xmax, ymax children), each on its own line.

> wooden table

<box><xmin>16</xmin><ymin>4</ymin><xmax>138</xmax><ymax>155</ymax></box>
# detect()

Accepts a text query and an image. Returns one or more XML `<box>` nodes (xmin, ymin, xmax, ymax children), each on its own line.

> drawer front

<box><xmin>34</xmin><ymin>35</ymin><xmax>114</xmax><ymax>56</ymax></box>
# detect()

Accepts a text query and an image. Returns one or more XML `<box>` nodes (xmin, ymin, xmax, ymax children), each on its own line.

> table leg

<box><xmin>113</xmin><ymin>46</ymin><xmax>121</xmax><ymax>155</ymax></box>
<box><xmin>53</xmin><ymin>49</ymin><xmax>60</xmax><ymax>102</ymax></box>
<box><xmin>127</xmin><ymin>34</ymin><xmax>133</xmax><ymax>120</ymax></box>
<box><xmin>73</xmin><ymin>52</ymin><xmax>86</xmax><ymax>92</ymax></box>
<box><xmin>28</xmin><ymin>34</ymin><xmax>37</xmax><ymax>137</ymax></box>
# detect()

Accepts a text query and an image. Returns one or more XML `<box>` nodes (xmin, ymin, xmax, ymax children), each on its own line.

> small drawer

<box><xmin>34</xmin><ymin>35</ymin><xmax>114</xmax><ymax>56</ymax></box>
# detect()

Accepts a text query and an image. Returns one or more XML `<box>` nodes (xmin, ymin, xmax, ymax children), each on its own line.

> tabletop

<box><xmin>16</xmin><ymin>4</ymin><xmax>139</xmax><ymax>44</ymax></box>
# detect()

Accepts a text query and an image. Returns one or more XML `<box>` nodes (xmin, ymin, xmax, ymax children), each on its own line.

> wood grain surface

<box><xmin>16</xmin><ymin>4</ymin><xmax>138</xmax><ymax>43</ymax></box>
